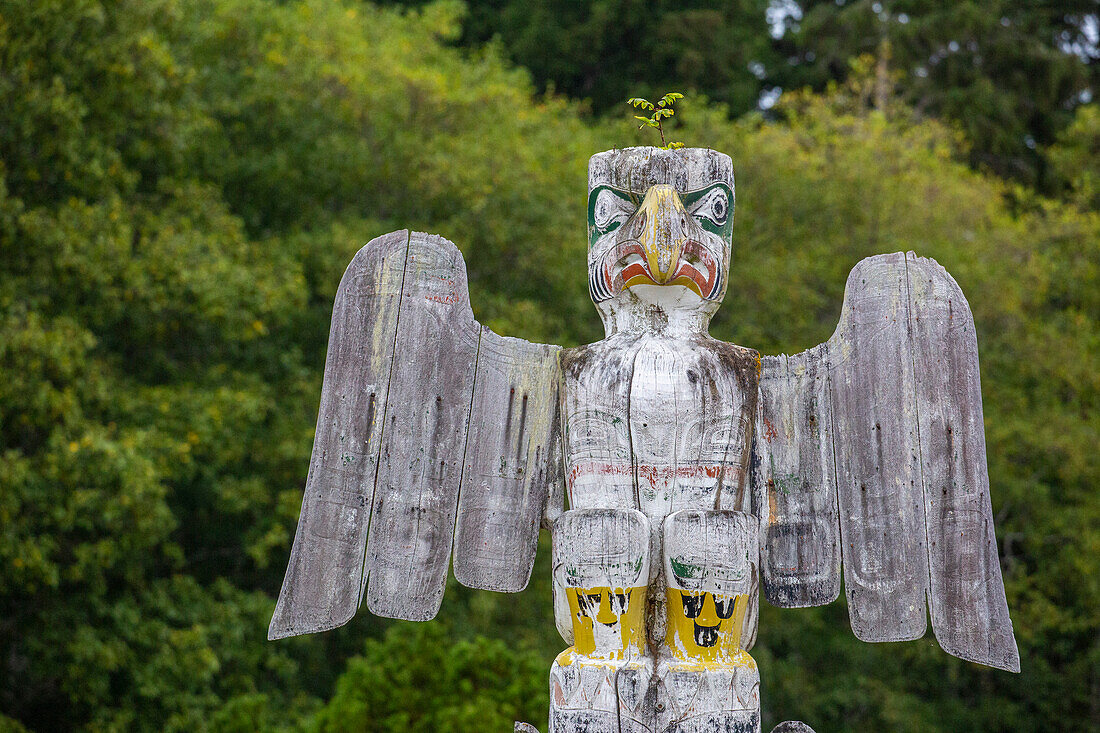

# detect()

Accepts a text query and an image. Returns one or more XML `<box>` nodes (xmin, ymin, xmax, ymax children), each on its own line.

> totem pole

<box><xmin>269</xmin><ymin>147</ymin><xmax>1020</xmax><ymax>732</ymax></box>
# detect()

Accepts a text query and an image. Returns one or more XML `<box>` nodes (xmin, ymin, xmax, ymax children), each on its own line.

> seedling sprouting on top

<box><xmin>627</xmin><ymin>92</ymin><xmax>685</xmax><ymax>150</ymax></box>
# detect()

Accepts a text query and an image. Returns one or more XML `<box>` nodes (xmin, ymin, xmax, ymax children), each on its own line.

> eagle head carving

<box><xmin>587</xmin><ymin>147</ymin><xmax>734</xmax><ymax>332</ymax></box>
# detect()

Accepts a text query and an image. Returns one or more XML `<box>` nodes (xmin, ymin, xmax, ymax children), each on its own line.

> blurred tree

<box><xmin>770</xmin><ymin>1</ymin><xmax>1098</xmax><ymax>186</ymax></box>
<box><xmin>312</xmin><ymin>624</ymin><xmax>548</xmax><ymax>732</ymax></box>
<box><xmin>0</xmin><ymin>1</ymin><xmax>1095</xmax><ymax>731</ymax></box>
<box><xmin>1048</xmin><ymin>102</ymin><xmax>1100</xmax><ymax>209</ymax></box>
<box><xmin>374</xmin><ymin>0</ymin><xmax>781</xmax><ymax>117</ymax></box>
<box><xmin>375</xmin><ymin>0</ymin><xmax>1098</xmax><ymax>190</ymax></box>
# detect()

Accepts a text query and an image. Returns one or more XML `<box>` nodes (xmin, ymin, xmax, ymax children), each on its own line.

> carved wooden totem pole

<box><xmin>270</xmin><ymin>147</ymin><xmax>1020</xmax><ymax>732</ymax></box>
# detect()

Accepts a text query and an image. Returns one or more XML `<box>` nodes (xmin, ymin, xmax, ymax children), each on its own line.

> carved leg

<box><xmin>657</xmin><ymin>510</ymin><xmax>762</xmax><ymax>733</ymax></box>
<box><xmin>550</xmin><ymin>508</ymin><xmax>654</xmax><ymax>733</ymax></box>
<box><xmin>654</xmin><ymin>658</ymin><xmax>761</xmax><ymax>733</ymax></box>
<box><xmin>616</xmin><ymin>659</ymin><xmax>657</xmax><ymax>733</ymax></box>
<box><xmin>549</xmin><ymin>657</ymin><xmax>620</xmax><ymax>732</ymax></box>
<box><xmin>549</xmin><ymin>656</ymin><xmax>655</xmax><ymax>733</ymax></box>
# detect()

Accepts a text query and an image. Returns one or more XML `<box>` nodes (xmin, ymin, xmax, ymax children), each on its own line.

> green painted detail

<box><xmin>772</xmin><ymin>471</ymin><xmax>801</xmax><ymax>496</ymax></box>
<box><xmin>587</xmin><ymin>185</ymin><xmax>636</xmax><ymax>248</ymax></box>
<box><xmin>680</xmin><ymin>183</ymin><xmax>734</xmax><ymax>241</ymax></box>
<box><xmin>588</xmin><ymin>182</ymin><xmax>734</xmax><ymax>248</ymax></box>
<box><xmin>670</xmin><ymin>558</ymin><xmax>703</xmax><ymax>579</ymax></box>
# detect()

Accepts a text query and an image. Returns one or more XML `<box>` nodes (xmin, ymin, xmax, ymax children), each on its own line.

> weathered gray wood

<box><xmin>364</xmin><ymin>233</ymin><xmax>480</xmax><ymax>621</ymax></box>
<box><xmin>616</xmin><ymin>661</ymin><xmax>657</xmax><ymax>733</ymax></box>
<box><xmin>654</xmin><ymin>669</ymin><xmax>761</xmax><ymax>733</ymax></box>
<box><xmin>271</xmin><ymin>143</ymin><xmax>1021</xmax><ymax>733</ymax></box>
<box><xmin>770</xmin><ymin>723</ymin><xmax>815</xmax><ymax>733</ymax></box>
<box><xmin>664</xmin><ymin>510</ymin><xmax>756</xmax><ymax>599</ymax></box>
<box><xmin>552</xmin><ymin>508</ymin><xmax>650</xmax><ymax>593</ymax></box>
<box><xmin>268</xmin><ymin>230</ymin><xmax>408</xmax><ymax>640</ymax></box>
<box><xmin>664</xmin><ymin>509</ymin><xmax>759</xmax><ymax>661</ymax></box>
<box><xmin>453</xmin><ymin>329</ymin><xmax>562</xmax><ymax>592</ymax></box>
<box><xmin>829</xmin><ymin>253</ymin><xmax>929</xmax><ymax>642</ymax></box>
<box><xmin>561</xmin><ymin>334</ymin><xmax>640</xmax><ymax>512</ymax></box>
<box><xmin>628</xmin><ymin>339</ymin><xmax>755</xmax><ymax>519</ymax></box>
<box><xmin>753</xmin><ymin>347</ymin><xmax>841</xmax><ymax>608</ymax></box>
<box><xmin>550</xmin><ymin>509</ymin><xmax>651</xmax><ymax>733</ymax></box>
<box><xmin>905</xmin><ymin>253</ymin><xmax>1020</xmax><ymax>672</ymax></box>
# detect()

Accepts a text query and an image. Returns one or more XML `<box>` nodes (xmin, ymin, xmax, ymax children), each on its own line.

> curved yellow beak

<box><xmin>633</xmin><ymin>184</ymin><xmax>689</xmax><ymax>284</ymax></box>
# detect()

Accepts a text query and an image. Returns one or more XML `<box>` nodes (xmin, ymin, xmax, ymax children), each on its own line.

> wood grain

<box><xmin>552</xmin><ymin>508</ymin><xmax>650</xmax><ymax>591</ymax></box>
<box><xmin>905</xmin><ymin>253</ymin><xmax>1019</xmax><ymax>672</ymax></box>
<box><xmin>829</xmin><ymin>253</ymin><xmax>929</xmax><ymax>642</ymax></box>
<box><xmin>753</xmin><ymin>347</ymin><xmax>841</xmax><ymax>608</ymax></box>
<box><xmin>561</xmin><ymin>335</ymin><xmax>641</xmax><ymax>512</ymax></box>
<box><xmin>268</xmin><ymin>230</ymin><xmax>408</xmax><ymax>639</ymax></box>
<box><xmin>364</xmin><ymin>232</ymin><xmax>480</xmax><ymax>621</ymax></box>
<box><xmin>453</xmin><ymin>329</ymin><xmax>562</xmax><ymax>592</ymax></box>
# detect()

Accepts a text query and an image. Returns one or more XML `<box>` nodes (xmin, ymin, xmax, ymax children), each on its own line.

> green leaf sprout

<box><xmin>627</xmin><ymin>92</ymin><xmax>685</xmax><ymax>149</ymax></box>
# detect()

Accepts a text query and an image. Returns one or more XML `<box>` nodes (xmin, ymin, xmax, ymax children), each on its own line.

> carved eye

<box><xmin>691</xmin><ymin>188</ymin><xmax>729</xmax><ymax>227</ymax></box>
<box><xmin>713</xmin><ymin>596</ymin><xmax>737</xmax><ymax>620</ymax></box>
<box><xmin>592</xmin><ymin>189</ymin><xmax>634</xmax><ymax>234</ymax></box>
<box><xmin>680</xmin><ymin>593</ymin><xmax>706</xmax><ymax>619</ymax></box>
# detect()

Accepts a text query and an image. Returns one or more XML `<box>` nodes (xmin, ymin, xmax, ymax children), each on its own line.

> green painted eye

<box><xmin>683</xmin><ymin>183</ymin><xmax>734</xmax><ymax>239</ymax></box>
<box><xmin>588</xmin><ymin>186</ymin><xmax>636</xmax><ymax>247</ymax></box>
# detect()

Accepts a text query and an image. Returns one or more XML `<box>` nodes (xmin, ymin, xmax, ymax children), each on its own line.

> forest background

<box><xmin>1</xmin><ymin>1</ymin><xmax>1097</xmax><ymax>731</ymax></box>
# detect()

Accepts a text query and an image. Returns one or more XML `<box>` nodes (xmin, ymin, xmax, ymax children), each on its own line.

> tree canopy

<box><xmin>0</xmin><ymin>1</ymin><xmax>1096</xmax><ymax>731</ymax></box>
<box><xmin>381</xmin><ymin>0</ymin><xmax>1099</xmax><ymax>188</ymax></box>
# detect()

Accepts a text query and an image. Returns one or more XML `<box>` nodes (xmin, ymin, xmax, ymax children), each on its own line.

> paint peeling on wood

<box><xmin>549</xmin><ymin>508</ymin><xmax>652</xmax><ymax>733</ymax></box>
<box><xmin>268</xmin><ymin>230</ymin><xmax>408</xmax><ymax>640</ymax></box>
<box><xmin>905</xmin><ymin>253</ymin><xmax>1019</xmax><ymax>672</ymax></box>
<box><xmin>453</xmin><ymin>329</ymin><xmax>561</xmax><ymax>592</ymax></box>
<box><xmin>271</xmin><ymin>147</ymin><xmax>1020</xmax><ymax>733</ymax></box>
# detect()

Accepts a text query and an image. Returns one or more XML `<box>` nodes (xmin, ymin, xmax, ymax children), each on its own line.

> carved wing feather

<box><xmin>753</xmin><ymin>251</ymin><xmax>1020</xmax><ymax>672</ymax></box>
<box><xmin>269</xmin><ymin>231</ymin><xmax>562</xmax><ymax>638</ymax></box>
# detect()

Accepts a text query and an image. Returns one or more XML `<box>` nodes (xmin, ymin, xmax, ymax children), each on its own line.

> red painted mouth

<box><xmin>599</xmin><ymin>240</ymin><xmax>719</xmax><ymax>300</ymax></box>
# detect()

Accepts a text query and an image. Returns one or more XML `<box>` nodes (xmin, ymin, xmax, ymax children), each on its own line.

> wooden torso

<box><xmin>561</xmin><ymin>333</ymin><xmax>760</xmax><ymax>534</ymax></box>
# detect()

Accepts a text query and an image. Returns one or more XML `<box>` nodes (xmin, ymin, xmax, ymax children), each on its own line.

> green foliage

<box><xmin>0</xmin><ymin>1</ymin><xmax>1096</xmax><ymax>731</ymax></box>
<box><xmin>378</xmin><ymin>0</ymin><xmax>1097</xmax><ymax>190</ymax></box>
<box><xmin>1048</xmin><ymin>104</ymin><xmax>1100</xmax><ymax>211</ymax></box>
<box><xmin>401</xmin><ymin>0</ymin><xmax>781</xmax><ymax>118</ymax></box>
<box><xmin>313</xmin><ymin>624</ymin><xmax>548</xmax><ymax>732</ymax></box>
<box><xmin>767</xmin><ymin>1</ymin><xmax>1097</xmax><ymax>186</ymax></box>
<box><xmin>628</xmin><ymin>92</ymin><xmax>685</xmax><ymax>149</ymax></box>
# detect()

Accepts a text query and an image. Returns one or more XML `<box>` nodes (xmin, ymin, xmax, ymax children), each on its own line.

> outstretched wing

<box><xmin>269</xmin><ymin>231</ymin><xmax>562</xmax><ymax>638</ymax></box>
<box><xmin>752</xmin><ymin>251</ymin><xmax>1020</xmax><ymax>672</ymax></box>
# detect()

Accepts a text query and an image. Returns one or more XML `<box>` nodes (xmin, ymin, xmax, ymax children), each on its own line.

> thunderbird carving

<box><xmin>270</xmin><ymin>147</ymin><xmax>1019</xmax><ymax>732</ymax></box>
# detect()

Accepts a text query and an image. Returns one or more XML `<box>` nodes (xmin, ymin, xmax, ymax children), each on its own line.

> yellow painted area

<box><xmin>664</xmin><ymin>589</ymin><xmax>751</xmax><ymax>667</ymax></box>
<box><xmin>635</xmin><ymin>185</ymin><xmax>688</xmax><ymax>283</ymax></box>
<box><xmin>664</xmin><ymin>648</ymin><xmax>758</xmax><ymax>673</ymax></box>
<box><xmin>565</xmin><ymin>586</ymin><xmax>648</xmax><ymax>660</ymax></box>
<box><xmin>554</xmin><ymin>648</ymin><xmax>576</xmax><ymax>667</ymax></box>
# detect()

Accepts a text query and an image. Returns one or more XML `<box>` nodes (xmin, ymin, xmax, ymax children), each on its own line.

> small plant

<box><xmin>627</xmin><ymin>92</ymin><xmax>685</xmax><ymax>149</ymax></box>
